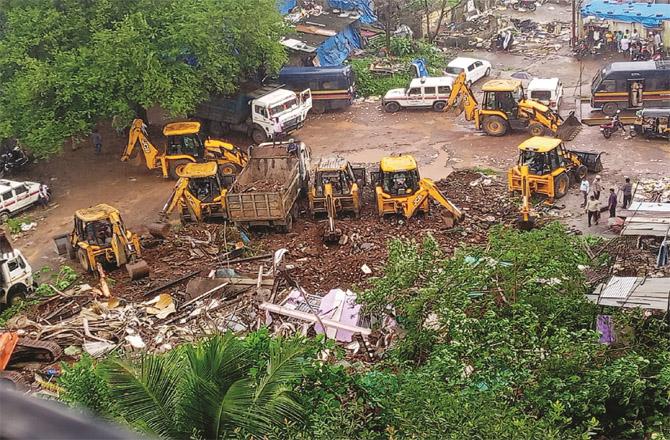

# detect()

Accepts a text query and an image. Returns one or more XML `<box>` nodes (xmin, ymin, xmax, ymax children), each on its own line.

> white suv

<box><xmin>382</xmin><ymin>77</ymin><xmax>454</xmax><ymax>113</ymax></box>
<box><xmin>445</xmin><ymin>57</ymin><xmax>492</xmax><ymax>86</ymax></box>
<box><xmin>0</xmin><ymin>180</ymin><xmax>44</xmax><ymax>222</ymax></box>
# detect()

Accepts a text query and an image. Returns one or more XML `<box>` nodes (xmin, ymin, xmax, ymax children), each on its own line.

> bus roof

<box><xmin>602</xmin><ymin>60</ymin><xmax>669</xmax><ymax>74</ymax></box>
<box><xmin>279</xmin><ymin>66</ymin><xmax>352</xmax><ymax>77</ymax></box>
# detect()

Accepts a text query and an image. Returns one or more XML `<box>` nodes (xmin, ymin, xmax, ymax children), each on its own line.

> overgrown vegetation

<box><xmin>349</xmin><ymin>37</ymin><xmax>451</xmax><ymax>97</ymax></box>
<box><xmin>0</xmin><ymin>0</ymin><xmax>287</xmax><ymax>156</ymax></box>
<box><xmin>60</xmin><ymin>225</ymin><xmax>670</xmax><ymax>438</ymax></box>
<box><xmin>4</xmin><ymin>215</ymin><xmax>31</xmax><ymax>234</ymax></box>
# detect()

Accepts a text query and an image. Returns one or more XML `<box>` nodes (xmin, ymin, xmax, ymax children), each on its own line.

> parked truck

<box><xmin>196</xmin><ymin>86</ymin><xmax>312</xmax><ymax>144</ymax></box>
<box><xmin>226</xmin><ymin>141</ymin><xmax>311</xmax><ymax>232</ymax></box>
<box><xmin>0</xmin><ymin>231</ymin><xmax>35</xmax><ymax>311</ymax></box>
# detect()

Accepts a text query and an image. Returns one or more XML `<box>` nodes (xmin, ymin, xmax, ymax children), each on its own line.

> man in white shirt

<box><xmin>580</xmin><ymin>177</ymin><xmax>590</xmax><ymax>207</ymax></box>
<box><xmin>620</xmin><ymin>35</ymin><xmax>630</xmax><ymax>52</ymax></box>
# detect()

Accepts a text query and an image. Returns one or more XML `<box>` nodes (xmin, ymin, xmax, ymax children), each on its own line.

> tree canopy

<box><xmin>0</xmin><ymin>0</ymin><xmax>287</xmax><ymax>156</ymax></box>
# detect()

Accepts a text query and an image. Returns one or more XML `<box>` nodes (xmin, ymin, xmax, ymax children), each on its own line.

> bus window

<box><xmin>598</xmin><ymin>80</ymin><xmax>616</xmax><ymax>92</ymax></box>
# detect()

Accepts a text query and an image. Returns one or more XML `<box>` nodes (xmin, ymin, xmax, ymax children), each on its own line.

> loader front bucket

<box><xmin>555</xmin><ymin>112</ymin><xmax>582</xmax><ymax>141</ymax></box>
<box><xmin>126</xmin><ymin>259</ymin><xmax>150</xmax><ymax>280</ymax></box>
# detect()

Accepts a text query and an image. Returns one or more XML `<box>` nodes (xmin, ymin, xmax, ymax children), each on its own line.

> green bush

<box><xmin>59</xmin><ymin>354</ymin><xmax>118</xmax><ymax>418</ymax></box>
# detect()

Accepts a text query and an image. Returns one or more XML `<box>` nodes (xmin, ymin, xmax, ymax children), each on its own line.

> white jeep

<box><xmin>382</xmin><ymin>77</ymin><xmax>454</xmax><ymax>113</ymax></box>
<box><xmin>0</xmin><ymin>179</ymin><xmax>46</xmax><ymax>222</ymax></box>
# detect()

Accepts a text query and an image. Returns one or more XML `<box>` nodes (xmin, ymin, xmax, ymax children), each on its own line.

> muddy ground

<box><xmin>9</xmin><ymin>2</ymin><xmax>670</xmax><ymax>294</ymax></box>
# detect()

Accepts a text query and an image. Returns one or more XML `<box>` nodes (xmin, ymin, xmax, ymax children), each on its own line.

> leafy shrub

<box><xmin>59</xmin><ymin>354</ymin><xmax>118</xmax><ymax>418</ymax></box>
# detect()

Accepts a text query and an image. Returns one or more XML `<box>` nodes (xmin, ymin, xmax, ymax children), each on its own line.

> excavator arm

<box><xmin>121</xmin><ymin>119</ymin><xmax>161</xmax><ymax>169</ymax></box>
<box><xmin>400</xmin><ymin>178</ymin><xmax>464</xmax><ymax>222</ymax></box>
<box><xmin>204</xmin><ymin>139</ymin><xmax>249</xmax><ymax>172</ymax></box>
<box><xmin>446</xmin><ymin>72</ymin><xmax>480</xmax><ymax>122</ymax></box>
<box><xmin>322</xmin><ymin>183</ymin><xmax>343</xmax><ymax>243</ymax></box>
<box><xmin>107</xmin><ymin>211</ymin><xmax>149</xmax><ymax>279</ymax></box>
<box><xmin>162</xmin><ymin>178</ymin><xmax>189</xmax><ymax>217</ymax></box>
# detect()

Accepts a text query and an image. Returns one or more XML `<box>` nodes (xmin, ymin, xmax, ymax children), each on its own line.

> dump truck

<box><xmin>196</xmin><ymin>86</ymin><xmax>312</xmax><ymax>144</ymax></box>
<box><xmin>226</xmin><ymin>141</ymin><xmax>311</xmax><ymax>232</ymax></box>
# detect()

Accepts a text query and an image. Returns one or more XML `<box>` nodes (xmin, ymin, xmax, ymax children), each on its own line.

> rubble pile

<box><xmin>237</xmin><ymin>178</ymin><xmax>286</xmax><ymax>192</ymax></box>
<box><xmin>633</xmin><ymin>177</ymin><xmax>670</xmax><ymax>203</ymax></box>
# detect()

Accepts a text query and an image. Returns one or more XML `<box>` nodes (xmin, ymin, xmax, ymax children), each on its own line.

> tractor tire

<box><xmin>251</xmin><ymin>128</ymin><xmax>268</xmax><ymax>145</ymax></box>
<box><xmin>384</xmin><ymin>102</ymin><xmax>401</xmax><ymax>113</ymax></box>
<box><xmin>432</xmin><ymin>101</ymin><xmax>447</xmax><ymax>112</ymax></box>
<box><xmin>278</xmin><ymin>213</ymin><xmax>293</xmax><ymax>233</ymax></box>
<box><xmin>482</xmin><ymin>116</ymin><xmax>508</xmax><ymax>136</ymax></box>
<box><xmin>602</xmin><ymin>102</ymin><xmax>619</xmax><ymax>116</ymax></box>
<box><xmin>168</xmin><ymin>159</ymin><xmax>190</xmax><ymax>180</ymax></box>
<box><xmin>219</xmin><ymin>162</ymin><xmax>241</xmax><ymax>176</ymax></box>
<box><xmin>77</xmin><ymin>248</ymin><xmax>93</xmax><ymax>273</ymax></box>
<box><xmin>553</xmin><ymin>173</ymin><xmax>570</xmax><ymax>199</ymax></box>
<box><xmin>528</xmin><ymin>123</ymin><xmax>547</xmax><ymax>137</ymax></box>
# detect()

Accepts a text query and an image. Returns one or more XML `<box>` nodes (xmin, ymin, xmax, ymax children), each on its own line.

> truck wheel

<box><xmin>77</xmin><ymin>248</ymin><xmax>93</xmax><ymax>273</ymax></box>
<box><xmin>553</xmin><ymin>173</ymin><xmax>570</xmax><ymax>199</ymax></box>
<box><xmin>528</xmin><ymin>123</ymin><xmax>547</xmax><ymax>137</ymax></box>
<box><xmin>279</xmin><ymin>213</ymin><xmax>293</xmax><ymax>233</ymax></box>
<box><xmin>6</xmin><ymin>287</ymin><xmax>26</xmax><ymax>308</ymax></box>
<box><xmin>384</xmin><ymin>102</ymin><xmax>401</xmax><ymax>113</ymax></box>
<box><xmin>0</xmin><ymin>211</ymin><xmax>9</xmax><ymax>223</ymax></box>
<box><xmin>311</xmin><ymin>102</ymin><xmax>326</xmax><ymax>114</ymax></box>
<box><xmin>602</xmin><ymin>102</ymin><xmax>619</xmax><ymax>116</ymax></box>
<box><xmin>482</xmin><ymin>116</ymin><xmax>508</xmax><ymax>136</ymax></box>
<box><xmin>252</xmin><ymin>128</ymin><xmax>268</xmax><ymax>144</ymax></box>
<box><xmin>432</xmin><ymin>101</ymin><xmax>447</xmax><ymax>112</ymax></box>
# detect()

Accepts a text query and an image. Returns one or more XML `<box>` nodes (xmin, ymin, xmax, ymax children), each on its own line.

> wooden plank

<box><xmin>260</xmin><ymin>302</ymin><xmax>372</xmax><ymax>336</ymax></box>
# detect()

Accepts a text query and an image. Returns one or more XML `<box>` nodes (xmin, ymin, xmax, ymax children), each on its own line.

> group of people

<box><xmin>588</xmin><ymin>27</ymin><xmax>664</xmax><ymax>59</ymax></box>
<box><xmin>580</xmin><ymin>175</ymin><xmax>633</xmax><ymax>227</ymax></box>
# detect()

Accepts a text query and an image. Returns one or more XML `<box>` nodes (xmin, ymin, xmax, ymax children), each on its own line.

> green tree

<box><xmin>64</xmin><ymin>334</ymin><xmax>306</xmax><ymax>439</ymax></box>
<box><xmin>0</xmin><ymin>0</ymin><xmax>287</xmax><ymax>156</ymax></box>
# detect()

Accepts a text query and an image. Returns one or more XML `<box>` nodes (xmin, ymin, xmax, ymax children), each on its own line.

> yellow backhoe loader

<box><xmin>516</xmin><ymin>164</ymin><xmax>536</xmax><ymax>231</ymax></box>
<box><xmin>507</xmin><ymin>136</ymin><xmax>603</xmax><ymax>203</ymax></box>
<box><xmin>53</xmin><ymin>204</ymin><xmax>149</xmax><ymax>280</ymax></box>
<box><xmin>371</xmin><ymin>155</ymin><xmax>463</xmax><ymax>226</ymax></box>
<box><xmin>445</xmin><ymin>73</ymin><xmax>582</xmax><ymax>140</ymax></box>
<box><xmin>121</xmin><ymin>119</ymin><xmax>248</xmax><ymax>179</ymax></box>
<box><xmin>308</xmin><ymin>157</ymin><xmax>366</xmax><ymax>243</ymax></box>
<box><xmin>161</xmin><ymin>162</ymin><xmax>234</xmax><ymax>223</ymax></box>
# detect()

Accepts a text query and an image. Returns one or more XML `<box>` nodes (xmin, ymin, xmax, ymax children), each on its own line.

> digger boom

<box><xmin>404</xmin><ymin>179</ymin><xmax>464</xmax><ymax>221</ymax></box>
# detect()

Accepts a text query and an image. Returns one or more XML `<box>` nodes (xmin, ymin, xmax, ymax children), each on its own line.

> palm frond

<box><xmin>100</xmin><ymin>354</ymin><xmax>184</xmax><ymax>439</ymax></box>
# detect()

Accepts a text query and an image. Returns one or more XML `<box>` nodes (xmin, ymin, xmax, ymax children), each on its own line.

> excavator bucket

<box><xmin>555</xmin><ymin>112</ymin><xmax>582</xmax><ymax>141</ymax></box>
<box><xmin>126</xmin><ymin>259</ymin><xmax>150</xmax><ymax>280</ymax></box>
<box><xmin>322</xmin><ymin>227</ymin><xmax>343</xmax><ymax>244</ymax></box>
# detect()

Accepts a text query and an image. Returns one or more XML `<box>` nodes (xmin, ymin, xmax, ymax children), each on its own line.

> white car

<box><xmin>445</xmin><ymin>57</ymin><xmax>492</xmax><ymax>86</ymax></box>
<box><xmin>0</xmin><ymin>179</ymin><xmax>45</xmax><ymax>222</ymax></box>
<box><xmin>382</xmin><ymin>76</ymin><xmax>454</xmax><ymax>113</ymax></box>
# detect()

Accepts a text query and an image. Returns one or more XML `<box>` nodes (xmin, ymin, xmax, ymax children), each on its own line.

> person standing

<box><xmin>653</xmin><ymin>31</ymin><xmax>662</xmax><ymax>53</ymax></box>
<box><xmin>586</xmin><ymin>195</ymin><xmax>601</xmax><ymax>227</ymax></box>
<box><xmin>615</xmin><ymin>30</ymin><xmax>623</xmax><ymax>53</ymax></box>
<box><xmin>593</xmin><ymin>175</ymin><xmax>603</xmax><ymax>200</ymax></box>
<box><xmin>605</xmin><ymin>30</ymin><xmax>614</xmax><ymax>52</ymax></box>
<box><xmin>272</xmin><ymin>118</ymin><xmax>283</xmax><ymax>142</ymax></box>
<box><xmin>631</xmin><ymin>29</ymin><xmax>640</xmax><ymax>44</ymax></box>
<box><xmin>91</xmin><ymin>129</ymin><xmax>102</xmax><ymax>154</ymax></box>
<box><xmin>38</xmin><ymin>182</ymin><xmax>50</xmax><ymax>209</ymax></box>
<box><xmin>620</xmin><ymin>32</ymin><xmax>630</xmax><ymax>54</ymax></box>
<box><xmin>622</xmin><ymin>177</ymin><xmax>632</xmax><ymax>209</ymax></box>
<box><xmin>608</xmin><ymin>188</ymin><xmax>618</xmax><ymax>218</ymax></box>
<box><xmin>580</xmin><ymin>177</ymin><xmax>590</xmax><ymax>207</ymax></box>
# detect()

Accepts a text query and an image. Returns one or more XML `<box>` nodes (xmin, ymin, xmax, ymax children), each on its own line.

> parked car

<box><xmin>382</xmin><ymin>76</ymin><xmax>454</xmax><ymax>113</ymax></box>
<box><xmin>527</xmin><ymin>77</ymin><xmax>563</xmax><ymax>111</ymax></box>
<box><xmin>445</xmin><ymin>57</ymin><xmax>492</xmax><ymax>86</ymax></box>
<box><xmin>0</xmin><ymin>179</ymin><xmax>46</xmax><ymax>222</ymax></box>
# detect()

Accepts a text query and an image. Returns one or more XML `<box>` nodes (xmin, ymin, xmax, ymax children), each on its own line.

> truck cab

<box><xmin>249</xmin><ymin>88</ymin><xmax>312</xmax><ymax>144</ymax></box>
<box><xmin>0</xmin><ymin>248</ymin><xmax>34</xmax><ymax>310</ymax></box>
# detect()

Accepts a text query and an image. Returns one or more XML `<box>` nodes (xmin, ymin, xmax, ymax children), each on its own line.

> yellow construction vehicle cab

<box><xmin>372</xmin><ymin>155</ymin><xmax>463</xmax><ymax>225</ymax></box>
<box><xmin>446</xmin><ymin>73</ymin><xmax>581</xmax><ymax>140</ymax></box>
<box><xmin>121</xmin><ymin>119</ymin><xmax>248</xmax><ymax>179</ymax></box>
<box><xmin>162</xmin><ymin>162</ymin><xmax>234</xmax><ymax>223</ymax></box>
<box><xmin>53</xmin><ymin>204</ymin><xmax>149</xmax><ymax>280</ymax></box>
<box><xmin>308</xmin><ymin>156</ymin><xmax>366</xmax><ymax>242</ymax></box>
<box><xmin>508</xmin><ymin>136</ymin><xmax>603</xmax><ymax>202</ymax></box>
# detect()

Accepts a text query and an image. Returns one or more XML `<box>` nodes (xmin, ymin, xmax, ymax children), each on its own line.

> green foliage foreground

<box><xmin>0</xmin><ymin>0</ymin><xmax>287</xmax><ymax>156</ymax></box>
<box><xmin>61</xmin><ymin>224</ymin><xmax>670</xmax><ymax>439</ymax></box>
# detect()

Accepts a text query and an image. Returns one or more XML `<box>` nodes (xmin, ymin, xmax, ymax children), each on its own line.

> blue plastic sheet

<box><xmin>277</xmin><ymin>0</ymin><xmax>297</xmax><ymax>15</ymax></box>
<box><xmin>316</xmin><ymin>24</ymin><xmax>362</xmax><ymax>66</ymax></box>
<box><xmin>327</xmin><ymin>0</ymin><xmax>377</xmax><ymax>24</ymax></box>
<box><xmin>411</xmin><ymin>59</ymin><xmax>428</xmax><ymax>78</ymax></box>
<box><xmin>581</xmin><ymin>0</ymin><xmax>670</xmax><ymax>28</ymax></box>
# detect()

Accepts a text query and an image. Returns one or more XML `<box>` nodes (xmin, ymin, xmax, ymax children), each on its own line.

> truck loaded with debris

<box><xmin>226</xmin><ymin>141</ymin><xmax>311</xmax><ymax>232</ymax></box>
<box><xmin>195</xmin><ymin>85</ymin><xmax>312</xmax><ymax>144</ymax></box>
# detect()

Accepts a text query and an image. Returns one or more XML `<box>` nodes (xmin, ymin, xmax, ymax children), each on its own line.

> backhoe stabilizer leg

<box><xmin>126</xmin><ymin>259</ymin><xmax>150</xmax><ymax>280</ymax></box>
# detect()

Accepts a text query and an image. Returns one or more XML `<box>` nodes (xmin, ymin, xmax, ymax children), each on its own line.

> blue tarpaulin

<box><xmin>316</xmin><ymin>24</ymin><xmax>362</xmax><ymax>66</ymax></box>
<box><xmin>277</xmin><ymin>0</ymin><xmax>297</xmax><ymax>15</ymax></box>
<box><xmin>328</xmin><ymin>0</ymin><xmax>377</xmax><ymax>24</ymax></box>
<box><xmin>581</xmin><ymin>0</ymin><xmax>670</xmax><ymax>28</ymax></box>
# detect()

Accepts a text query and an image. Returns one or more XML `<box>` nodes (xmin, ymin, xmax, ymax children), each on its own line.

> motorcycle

<box><xmin>510</xmin><ymin>0</ymin><xmax>537</xmax><ymax>10</ymax></box>
<box><xmin>573</xmin><ymin>39</ymin><xmax>603</xmax><ymax>60</ymax></box>
<box><xmin>599</xmin><ymin>111</ymin><xmax>625</xmax><ymax>139</ymax></box>
<box><xmin>0</xmin><ymin>145</ymin><xmax>32</xmax><ymax>178</ymax></box>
